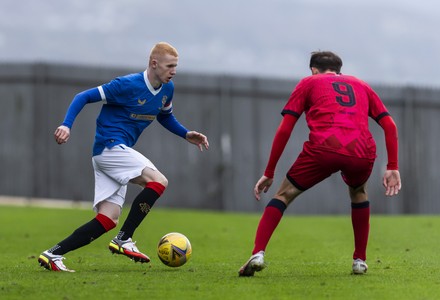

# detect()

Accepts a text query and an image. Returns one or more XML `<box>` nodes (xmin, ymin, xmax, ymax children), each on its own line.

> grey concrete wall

<box><xmin>0</xmin><ymin>63</ymin><xmax>438</xmax><ymax>214</ymax></box>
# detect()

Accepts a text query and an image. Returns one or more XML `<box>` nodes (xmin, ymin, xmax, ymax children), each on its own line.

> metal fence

<box><xmin>1</xmin><ymin>63</ymin><xmax>439</xmax><ymax>214</ymax></box>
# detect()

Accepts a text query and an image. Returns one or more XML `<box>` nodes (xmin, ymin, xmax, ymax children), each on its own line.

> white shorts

<box><xmin>91</xmin><ymin>144</ymin><xmax>157</xmax><ymax>211</ymax></box>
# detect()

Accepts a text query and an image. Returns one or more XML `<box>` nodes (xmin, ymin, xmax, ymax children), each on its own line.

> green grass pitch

<box><xmin>0</xmin><ymin>205</ymin><xmax>439</xmax><ymax>299</ymax></box>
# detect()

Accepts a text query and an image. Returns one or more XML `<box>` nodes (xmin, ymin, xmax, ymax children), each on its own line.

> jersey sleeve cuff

<box><xmin>61</xmin><ymin>122</ymin><xmax>72</xmax><ymax>129</ymax></box>
<box><xmin>386</xmin><ymin>163</ymin><xmax>398</xmax><ymax>170</ymax></box>
<box><xmin>264</xmin><ymin>170</ymin><xmax>274</xmax><ymax>178</ymax></box>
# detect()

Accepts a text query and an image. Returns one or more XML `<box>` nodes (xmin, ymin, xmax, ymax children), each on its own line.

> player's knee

<box><xmin>275</xmin><ymin>182</ymin><xmax>302</xmax><ymax>205</ymax></box>
<box><xmin>137</xmin><ymin>169</ymin><xmax>168</xmax><ymax>188</ymax></box>
<box><xmin>96</xmin><ymin>213</ymin><xmax>118</xmax><ymax>231</ymax></box>
<box><xmin>109</xmin><ymin>217</ymin><xmax>119</xmax><ymax>227</ymax></box>
<box><xmin>146</xmin><ymin>181</ymin><xmax>167</xmax><ymax>196</ymax></box>
<box><xmin>99</xmin><ymin>211</ymin><xmax>119</xmax><ymax>226</ymax></box>
<box><xmin>96</xmin><ymin>201</ymin><xmax>121</xmax><ymax>227</ymax></box>
<box><xmin>156</xmin><ymin>174</ymin><xmax>168</xmax><ymax>188</ymax></box>
<box><xmin>349</xmin><ymin>185</ymin><xmax>368</xmax><ymax>203</ymax></box>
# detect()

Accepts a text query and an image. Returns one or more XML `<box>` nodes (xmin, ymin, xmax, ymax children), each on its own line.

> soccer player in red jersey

<box><xmin>239</xmin><ymin>51</ymin><xmax>401</xmax><ymax>276</ymax></box>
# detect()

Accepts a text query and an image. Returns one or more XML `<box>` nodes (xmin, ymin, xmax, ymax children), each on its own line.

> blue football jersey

<box><xmin>93</xmin><ymin>71</ymin><xmax>174</xmax><ymax>155</ymax></box>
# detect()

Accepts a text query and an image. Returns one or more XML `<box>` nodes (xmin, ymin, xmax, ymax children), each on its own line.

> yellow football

<box><xmin>157</xmin><ymin>232</ymin><xmax>192</xmax><ymax>267</ymax></box>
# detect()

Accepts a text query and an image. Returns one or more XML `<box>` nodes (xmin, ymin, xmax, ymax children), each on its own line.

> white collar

<box><xmin>143</xmin><ymin>71</ymin><xmax>162</xmax><ymax>95</ymax></box>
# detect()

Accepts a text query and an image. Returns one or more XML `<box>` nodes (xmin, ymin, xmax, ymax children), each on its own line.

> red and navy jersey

<box><xmin>282</xmin><ymin>73</ymin><xmax>390</xmax><ymax>159</ymax></box>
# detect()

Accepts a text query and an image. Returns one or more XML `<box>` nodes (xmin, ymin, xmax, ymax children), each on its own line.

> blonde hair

<box><xmin>149</xmin><ymin>42</ymin><xmax>179</xmax><ymax>65</ymax></box>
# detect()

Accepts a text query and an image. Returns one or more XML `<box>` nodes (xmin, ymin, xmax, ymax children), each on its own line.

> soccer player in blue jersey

<box><xmin>38</xmin><ymin>42</ymin><xmax>209</xmax><ymax>272</ymax></box>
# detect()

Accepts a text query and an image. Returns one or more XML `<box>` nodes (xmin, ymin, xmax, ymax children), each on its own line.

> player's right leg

<box><xmin>349</xmin><ymin>184</ymin><xmax>370</xmax><ymax>275</ymax></box>
<box><xmin>38</xmin><ymin>208</ymin><xmax>117</xmax><ymax>272</ymax></box>
<box><xmin>343</xmin><ymin>157</ymin><xmax>373</xmax><ymax>275</ymax></box>
<box><xmin>38</xmin><ymin>251</ymin><xmax>75</xmax><ymax>272</ymax></box>
<box><xmin>352</xmin><ymin>258</ymin><xmax>368</xmax><ymax>274</ymax></box>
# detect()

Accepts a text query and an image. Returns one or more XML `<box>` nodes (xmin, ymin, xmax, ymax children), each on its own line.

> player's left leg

<box><xmin>252</xmin><ymin>178</ymin><xmax>303</xmax><ymax>255</ymax></box>
<box><xmin>119</xmin><ymin>166</ymin><xmax>167</xmax><ymax>240</ymax></box>
<box><xmin>92</xmin><ymin>145</ymin><xmax>166</xmax><ymax>263</ymax></box>
<box><xmin>240</xmin><ymin>145</ymin><xmax>332</xmax><ymax>277</ymax></box>
<box><xmin>239</xmin><ymin>178</ymin><xmax>302</xmax><ymax>277</ymax></box>
<box><xmin>109</xmin><ymin>166</ymin><xmax>167</xmax><ymax>263</ymax></box>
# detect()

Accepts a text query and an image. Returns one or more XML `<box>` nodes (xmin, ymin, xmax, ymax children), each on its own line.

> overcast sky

<box><xmin>1</xmin><ymin>0</ymin><xmax>439</xmax><ymax>88</ymax></box>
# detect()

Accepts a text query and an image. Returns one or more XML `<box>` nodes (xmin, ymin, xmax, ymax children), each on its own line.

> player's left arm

<box><xmin>185</xmin><ymin>131</ymin><xmax>209</xmax><ymax>151</ymax></box>
<box><xmin>157</xmin><ymin>112</ymin><xmax>209</xmax><ymax>151</ymax></box>
<box><xmin>264</xmin><ymin>113</ymin><xmax>298</xmax><ymax>178</ymax></box>
<box><xmin>157</xmin><ymin>112</ymin><xmax>189</xmax><ymax>138</ymax></box>
<box><xmin>254</xmin><ymin>114</ymin><xmax>298</xmax><ymax>200</ymax></box>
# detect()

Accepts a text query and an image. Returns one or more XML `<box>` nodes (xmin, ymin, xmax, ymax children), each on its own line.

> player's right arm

<box><xmin>54</xmin><ymin>125</ymin><xmax>71</xmax><ymax>144</ymax></box>
<box><xmin>54</xmin><ymin>88</ymin><xmax>102</xmax><ymax>144</ymax></box>
<box><xmin>367</xmin><ymin>83</ymin><xmax>402</xmax><ymax>196</ymax></box>
<box><xmin>377</xmin><ymin>115</ymin><xmax>402</xmax><ymax>196</ymax></box>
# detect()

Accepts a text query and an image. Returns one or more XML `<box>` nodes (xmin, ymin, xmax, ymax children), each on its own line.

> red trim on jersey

<box><xmin>95</xmin><ymin>213</ymin><xmax>116</xmax><ymax>232</ymax></box>
<box><xmin>378</xmin><ymin>115</ymin><xmax>399</xmax><ymax>170</ymax></box>
<box><xmin>145</xmin><ymin>182</ymin><xmax>166</xmax><ymax>196</ymax></box>
<box><xmin>264</xmin><ymin>114</ymin><xmax>298</xmax><ymax>178</ymax></box>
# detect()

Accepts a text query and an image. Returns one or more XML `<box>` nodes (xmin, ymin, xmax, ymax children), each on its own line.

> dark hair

<box><xmin>309</xmin><ymin>51</ymin><xmax>343</xmax><ymax>73</ymax></box>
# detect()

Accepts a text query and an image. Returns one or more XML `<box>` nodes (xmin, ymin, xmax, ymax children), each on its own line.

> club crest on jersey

<box><xmin>162</xmin><ymin>96</ymin><xmax>168</xmax><ymax>106</ymax></box>
<box><xmin>137</xmin><ymin>98</ymin><xmax>147</xmax><ymax>106</ymax></box>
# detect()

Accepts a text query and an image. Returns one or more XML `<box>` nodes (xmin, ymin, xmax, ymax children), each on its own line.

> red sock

<box><xmin>252</xmin><ymin>199</ymin><xmax>286</xmax><ymax>255</ymax></box>
<box><xmin>145</xmin><ymin>182</ymin><xmax>166</xmax><ymax>196</ymax></box>
<box><xmin>96</xmin><ymin>213</ymin><xmax>116</xmax><ymax>231</ymax></box>
<box><xmin>351</xmin><ymin>201</ymin><xmax>370</xmax><ymax>261</ymax></box>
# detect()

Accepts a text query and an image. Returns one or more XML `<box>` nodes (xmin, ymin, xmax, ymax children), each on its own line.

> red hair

<box><xmin>149</xmin><ymin>42</ymin><xmax>178</xmax><ymax>66</ymax></box>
